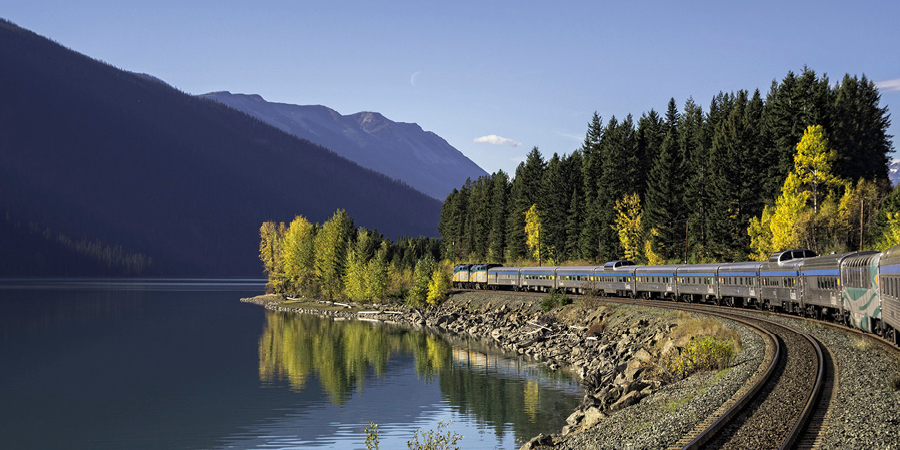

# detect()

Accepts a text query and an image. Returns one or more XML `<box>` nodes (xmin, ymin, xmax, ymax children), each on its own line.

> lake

<box><xmin>0</xmin><ymin>280</ymin><xmax>582</xmax><ymax>449</ymax></box>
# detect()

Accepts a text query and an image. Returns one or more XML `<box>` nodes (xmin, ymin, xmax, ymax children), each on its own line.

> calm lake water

<box><xmin>0</xmin><ymin>280</ymin><xmax>582</xmax><ymax>449</ymax></box>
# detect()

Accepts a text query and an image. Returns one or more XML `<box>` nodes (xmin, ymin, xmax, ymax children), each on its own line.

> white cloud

<box><xmin>875</xmin><ymin>78</ymin><xmax>900</xmax><ymax>92</ymax></box>
<box><xmin>473</xmin><ymin>134</ymin><xmax>522</xmax><ymax>147</ymax></box>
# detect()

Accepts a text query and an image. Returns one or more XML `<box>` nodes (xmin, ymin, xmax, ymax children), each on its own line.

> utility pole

<box><xmin>860</xmin><ymin>197</ymin><xmax>864</xmax><ymax>252</ymax></box>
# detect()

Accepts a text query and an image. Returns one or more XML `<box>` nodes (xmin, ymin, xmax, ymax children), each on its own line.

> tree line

<box><xmin>259</xmin><ymin>209</ymin><xmax>449</xmax><ymax>306</ymax></box>
<box><xmin>439</xmin><ymin>68</ymin><xmax>895</xmax><ymax>264</ymax></box>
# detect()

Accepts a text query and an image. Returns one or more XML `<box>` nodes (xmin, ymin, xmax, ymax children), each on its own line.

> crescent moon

<box><xmin>410</xmin><ymin>71</ymin><xmax>422</xmax><ymax>86</ymax></box>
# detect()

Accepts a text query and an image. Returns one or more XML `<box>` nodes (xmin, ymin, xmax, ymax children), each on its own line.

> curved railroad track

<box><xmin>456</xmin><ymin>289</ymin><xmax>832</xmax><ymax>449</ymax></box>
<box><xmin>615</xmin><ymin>299</ymin><xmax>826</xmax><ymax>450</ymax></box>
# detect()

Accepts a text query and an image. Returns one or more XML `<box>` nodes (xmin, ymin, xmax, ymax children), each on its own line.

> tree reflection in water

<box><xmin>257</xmin><ymin>310</ymin><xmax>581</xmax><ymax>440</ymax></box>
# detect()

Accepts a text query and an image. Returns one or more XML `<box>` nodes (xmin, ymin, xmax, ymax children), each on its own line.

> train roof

<box><xmin>717</xmin><ymin>261</ymin><xmax>767</xmax><ymax>272</ymax></box>
<box><xmin>768</xmin><ymin>249</ymin><xmax>817</xmax><ymax>264</ymax></box>
<box><xmin>603</xmin><ymin>260</ymin><xmax>635</xmax><ymax>269</ymax></box>
<box><xmin>882</xmin><ymin>245</ymin><xmax>900</xmax><ymax>269</ymax></box>
<box><xmin>676</xmin><ymin>263</ymin><xmax>721</xmax><ymax>275</ymax></box>
<box><xmin>554</xmin><ymin>266</ymin><xmax>598</xmax><ymax>273</ymax></box>
<box><xmin>799</xmin><ymin>251</ymin><xmax>870</xmax><ymax>271</ymax></box>
<box><xmin>634</xmin><ymin>264</ymin><xmax>681</xmax><ymax>273</ymax></box>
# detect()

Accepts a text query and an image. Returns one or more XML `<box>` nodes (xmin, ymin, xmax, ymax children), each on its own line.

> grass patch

<box><xmin>649</xmin><ymin>314</ymin><xmax>742</xmax><ymax>383</ymax></box>
<box><xmin>663</xmin><ymin>394</ymin><xmax>695</xmax><ymax>414</ymax></box>
<box><xmin>665</xmin><ymin>313</ymin><xmax>742</xmax><ymax>350</ymax></box>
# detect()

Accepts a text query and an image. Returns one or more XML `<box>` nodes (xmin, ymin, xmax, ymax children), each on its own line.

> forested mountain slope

<box><xmin>0</xmin><ymin>19</ymin><xmax>441</xmax><ymax>277</ymax></box>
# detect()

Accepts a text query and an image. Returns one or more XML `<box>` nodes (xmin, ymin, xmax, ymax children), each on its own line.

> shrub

<box><xmin>541</xmin><ymin>289</ymin><xmax>573</xmax><ymax>311</ymax></box>
<box><xmin>540</xmin><ymin>296</ymin><xmax>556</xmax><ymax>312</ymax></box>
<box><xmin>657</xmin><ymin>335</ymin><xmax>737</xmax><ymax>381</ymax></box>
<box><xmin>365</xmin><ymin>420</ymin><xmax>462</xmax><ymax>450</ymax></box>
<box><xmin>407</xmin><ymin>420</ymin><xmax>462</xmax><ymax>450</ymax></box>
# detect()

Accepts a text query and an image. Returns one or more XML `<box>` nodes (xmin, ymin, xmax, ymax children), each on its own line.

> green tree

<box><xmin>644</xmin><ymin>98</ymin><xmax>682</xmax><ymax>261</ymax></box>
<box><xmin>343</xmin><ymin>228</ymin><xmax>372</xmax><ymax>301</ymax></box>
<box><xmin>365</xmin><ymin>243</ymin><xmax>389</xmax><ymax>300</ymax></box>
<box><xmin>831</xmin><ymin>74</ymin><xmax>892</xmax><ymax>182</ymax></box>
<box><xmin>407</xmin><ymin>255</ymin><xmax>437</xmax><ymax>307</ymax></box>
<box><xmin>259</xmin><ymin>221</ymin><xmax>287</xmax><ymax>293</ymax></box>
<box><xmin>488</xmin><ymin>170</ymin><xmax>510</xmax><ymax>262</ymax></box>
<box><xmin>282</xmin><ymin>215</ymin><xmax>318</xmax><ymax>297</ymax></box>
<box><xmin>540</xmin><ymin>154</ymin><xmax>568</xmax><ymax>261</ymax></box>
<box><xmin>315</xmin><ymin>209</ymin><xmax>353</xmax><ymax>300</ymax></box>
<box><xmin>579</xmin><ymin>113</ymin><xmax>604</xmax><ymax>261</ymax></box>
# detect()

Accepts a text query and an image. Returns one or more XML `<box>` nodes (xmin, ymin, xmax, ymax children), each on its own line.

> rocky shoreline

<box><xmin>241</xmin><ymin>292</ymin><xmax>764</xmax><ymax>449</ymax></box>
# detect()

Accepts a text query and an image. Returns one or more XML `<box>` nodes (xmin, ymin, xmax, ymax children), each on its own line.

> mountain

<box><xmin>890</xmin><ymin>161</ymin><xmax>900</xmax><ymax>187</ymax></box>
<box><xmin>0</xmin><ymin>19</ymin><xmax>442</xmax><ymax>277</ymax></box>
<box><xmin>201</xmin><ymin>92</ymin><xmax>487</xmax><ymax>199</ymax></box>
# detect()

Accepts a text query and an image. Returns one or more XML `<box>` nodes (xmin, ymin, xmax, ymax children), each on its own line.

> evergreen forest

<box><xmin>439</xmin><ymin>68</ymin><xmax>895</xmax><ymax>265</ymax></box>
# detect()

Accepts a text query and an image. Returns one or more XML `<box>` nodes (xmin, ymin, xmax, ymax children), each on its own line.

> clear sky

<box><xmin>5</xmin><ymin>1</ymin><xmax>898</xmax><ymax>177</ymax></box>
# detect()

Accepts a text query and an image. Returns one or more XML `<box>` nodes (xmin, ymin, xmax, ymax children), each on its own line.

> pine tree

<box><xmin>644</xmin><ymin>98</ymin><xmax>682</xmax><ymax>260</ymax></box>
<box><xmin>831</xmin><ymin>74</ymin><xmax>892</xmax><ymax>181</ymax></box>
<box><xmin>579</xmin><ymin>113</ymin><xmax>604</xmax><ymax>261</ymax></box>
<box><xmin>488</xmin><ymin>170</ymin><xmax>510</xmax><ymax>262</ymax></box>
<box><xmin>507</xmin><ymin>148</ymin><xmax>546</xmax><ymax>261</ymax></box>
<box><xmin>540</xmin><ymin>154</ymin><xmax>568</xmax><ymax>261</ymax></box>
<box><xmin>680</xmin><ymin>98</ymin><xmax>709</xmax><ymax>261</ymax></box>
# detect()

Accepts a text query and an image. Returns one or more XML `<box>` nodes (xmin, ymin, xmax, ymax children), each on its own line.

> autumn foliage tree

<box><xmin>613</xmin><ymin>193</ymin><xmax>644</xmax><ymax>261</ymax></box>
<box><xmin>524</xmin><ymin>204</ymin><xmax>544</xmax><ymax>264</ymax></box>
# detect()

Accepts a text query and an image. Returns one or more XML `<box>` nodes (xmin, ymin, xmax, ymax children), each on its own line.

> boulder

<box><xmin>610</xmin><ymin>390</ymin><xmax>644</xmax><ymax>411</ymax></box>
<box><xmin>634</xmin><ymin>348</ymin><xmax>652</xmax><ymax>363</ymax></box>
<box><xmin>625</xmin><ymin>359</ymin><xmax>644</xmax><ymax>382</ymax></box>
<box><xmin>520</xmin><ymin>433</ymin><xmax>555</xmax><ymax>450</ymax></box>
<box><xmin>581</xmin><ymin>406</ymin><xmax>607</xmax><ymax>429</ymax></box>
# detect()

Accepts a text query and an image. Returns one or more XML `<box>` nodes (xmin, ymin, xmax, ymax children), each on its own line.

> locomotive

<box><xmin>453</xmin><ymin>245</ymin><xmax>900</xmax><ymax>345</ymax></box>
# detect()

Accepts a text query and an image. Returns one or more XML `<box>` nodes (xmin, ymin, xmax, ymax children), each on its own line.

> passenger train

<box><xmin>452</xmin><ymin>246</ymin><xmax>900</xmax><ymax>345</ymax></box>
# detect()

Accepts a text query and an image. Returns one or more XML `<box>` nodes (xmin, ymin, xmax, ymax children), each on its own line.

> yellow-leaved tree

<box><xmin>282</xmin><ymin>215</ymin><xmax>317</xmax><ymax>297</ymax></box>
<box><xmin>524</xmin><ymin>204</ymin><xmax>543</xmax><ymax>264</ymax></box>
<box><xmin>613</xmin><ymin>193</ymin><xmax>644</xmax><ymax>261</ymax></box>
<box><xmin>748</xmin><ymin>125</ymin><xmax>845</xmax><ymax>259</ymax></box>
<box><xmin>426</xmin><ymin>262</ymin><xmax>451</xmax><ymax>306</ymax></box>
<box><xmin>259</xmin><ymin>221</ymin><xmax>287</xmax><ymax>293</ymax></box>
<box><xmin>644</xmin><ymin>228</ymin><xmax>666</xmax><ymax>265</ymax></box>
<box><xmin>795</xmin><ymin>125</ymin><xmax>840</xmax><ymax>214</ymax></box>
<box><xmin>875</xmin><ymin>212</ymin><xmax>900</xmax><ymax>249</ymax></box>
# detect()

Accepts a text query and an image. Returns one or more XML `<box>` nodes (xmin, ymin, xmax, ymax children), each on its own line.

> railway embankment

<box><xmin>241</xmin><ymin>292</ymin><xmax>762</xmax><ymax>449</ymax></box>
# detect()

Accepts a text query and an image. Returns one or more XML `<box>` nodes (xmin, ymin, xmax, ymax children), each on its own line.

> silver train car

<box><xmin>474</xmin><ymin>245</ymin><xmax>900</xmax><ymax>345</ymax></box>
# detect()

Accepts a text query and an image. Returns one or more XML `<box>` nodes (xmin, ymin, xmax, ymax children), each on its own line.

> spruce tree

<box><xmin>488</xmin><ymin>170</ymin><xmax>510</xmax><ymax>262</ymax></box>
<box><xmin>831</xmin><ymin>74</ymin><xmax>892</xmax><ymax>181</ymax></box>
<box><xmin>579</xmin><ymin>113</ymin><xmax>604</xmax><ymax>261</ymax></box>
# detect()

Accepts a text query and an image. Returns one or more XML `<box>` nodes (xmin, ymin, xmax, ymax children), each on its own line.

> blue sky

<box><xmin>5</xmin><ymin>1</ymin><xmax>898</xmax><ymax>177</ymax></box>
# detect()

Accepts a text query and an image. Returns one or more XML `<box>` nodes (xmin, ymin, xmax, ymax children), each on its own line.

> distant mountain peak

<box><xmin>202</xmin><ymin>92</ymin><xmax>487</xmax><ymax>199</ymax></box>
<box><xmin>353</xmin><ymin>111</ymin><xmax>393</xmax><ymax>133</ymax></box>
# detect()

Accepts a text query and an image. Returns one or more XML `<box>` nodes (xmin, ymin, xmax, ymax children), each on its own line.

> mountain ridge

<box><xmin>0</xmin><ymin>18</ymin><xmax>442</xmax><ymax>277</ymax></box>
<box><xmin>201</xmin><ymin>91</ymin><xmax>487</xmax><ymax>199</ymax></box>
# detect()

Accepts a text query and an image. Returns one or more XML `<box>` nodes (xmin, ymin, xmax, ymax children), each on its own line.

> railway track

<box><xmin>456</xmin><ymin>289</ymin><xmax>832</xmax><ymax>449</ymax></box>
<box><xmin>617</xmin><ymin>300</ymin><xmax>826</xmax><ymax>450</ymax></box>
